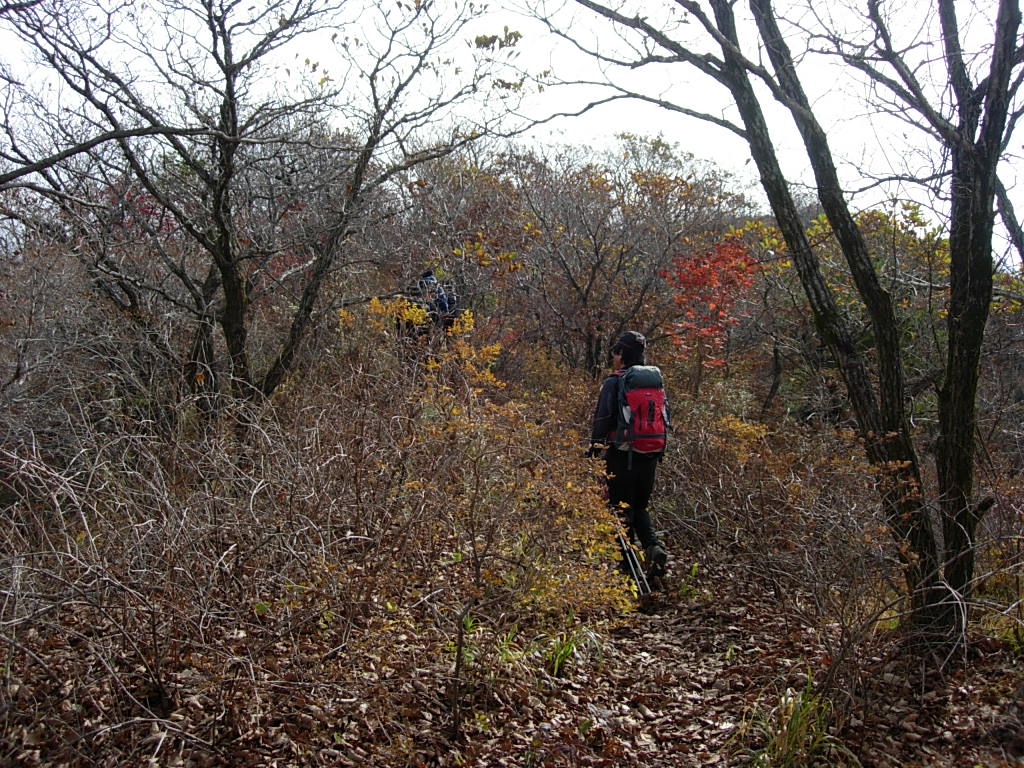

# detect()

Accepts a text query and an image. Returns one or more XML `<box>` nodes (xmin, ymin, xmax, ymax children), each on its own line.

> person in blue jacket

<box><xmin>417</xmin><ymin>270</ymin><xmax>453</xmax><ymax>325</ymax></box>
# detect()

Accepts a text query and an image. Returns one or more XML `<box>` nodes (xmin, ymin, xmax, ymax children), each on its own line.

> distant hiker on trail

<box><xmin>588</xmin><ymin>331</ymin><xmax>670</xmax><ymax>586</ymax></box>
<box><xmin>417</xmin><ymin>269</ymin><xmax>455</xmax><ymax>328</ymax></box>
<box><xmin>397</xmin><ymin>269</ymin><xmax>458</xmax><ymax>341</ymax></box>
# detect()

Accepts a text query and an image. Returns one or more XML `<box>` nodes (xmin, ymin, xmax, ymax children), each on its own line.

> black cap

<box><xmin>615</xmin><ymin>331</ymin><xmax>646</xmax><ymax>351</ymax></box>
<box><xmin>613</xmin><ymin>331</ymin><xmax>647</xmax><ymax>366</ymax></box>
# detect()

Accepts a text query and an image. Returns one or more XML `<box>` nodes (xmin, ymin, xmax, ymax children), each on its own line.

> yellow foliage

<box><xmin>367</xmin><ymin>296</ymin><xmax>428</xmax><ymax>330</ymax></box>
<box><xmin>447</xmin><ymin>309</ymin><xmax>476</xmax><ymax>336</ymax></box>
<box><xmin>711</xmin><ymin>414</ymin><xmax>768</xmax><ymax>465</ymax></box>
<box><xmin>359</xmin><ymin>339</ymin><xmax>639</xmax><ymax>625</ymax></box>
<box><xmin>337</xmin><ymin>308</ymin><xmax>355</xmax><ymax>329</ymax></box>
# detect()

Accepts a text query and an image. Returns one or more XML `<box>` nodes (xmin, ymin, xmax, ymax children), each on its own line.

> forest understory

<box><xmin>3</xmin><ymin>330</ymin><xmax>1023</xmax><ymax>767</ymax></box>
<box><xmin>1</xmin><ymin>4</ymin><xmax>1022</xmax><ymax>753</ymax></box>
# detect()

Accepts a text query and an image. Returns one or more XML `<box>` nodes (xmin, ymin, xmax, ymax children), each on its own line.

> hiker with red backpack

<box><xmin>589</xmin><ymin>331</ymin><xmax>670</xmax><ymax>586</ymax></box>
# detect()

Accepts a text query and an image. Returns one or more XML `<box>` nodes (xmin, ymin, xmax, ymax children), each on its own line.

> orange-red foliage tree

<box><xmin>663</xmin><ymin>237</ymin><xmax>758</xmax><ymax>389</ymax></box>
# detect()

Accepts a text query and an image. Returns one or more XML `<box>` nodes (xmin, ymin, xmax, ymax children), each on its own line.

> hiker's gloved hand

<box><xmin>584</xmin><ymin>443</ymin><xmax>605</xmax><ymax>459</ymax></box>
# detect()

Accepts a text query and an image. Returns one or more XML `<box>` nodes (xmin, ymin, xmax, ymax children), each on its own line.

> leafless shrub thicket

<box><xmin>1</xmin><ymin>310</ymin><xmax>633</xmax><ymax>764</ymax></box>
<box><xmin>655</xmin><ymin>373</ymin><xmax>1023</xmax><ymax>718</ymax></box>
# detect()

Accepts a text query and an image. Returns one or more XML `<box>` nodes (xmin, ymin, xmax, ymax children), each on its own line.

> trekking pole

<box><xmin>618</xmin><ymin>533</ymin><xmax>651</xmax><ymax>596</ymax></box>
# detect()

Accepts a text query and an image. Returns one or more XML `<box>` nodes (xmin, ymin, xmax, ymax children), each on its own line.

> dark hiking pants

<box><xmin>605</xmin><ymin>449</ymin><xmax>661</xmax><ymax>551</ymax></box>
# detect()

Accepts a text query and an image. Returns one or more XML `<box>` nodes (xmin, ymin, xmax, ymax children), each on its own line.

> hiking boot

<box><xmin>645</xmin><ymin>545</ymin><xmax>667</xmax><ymax>582</ymax></box>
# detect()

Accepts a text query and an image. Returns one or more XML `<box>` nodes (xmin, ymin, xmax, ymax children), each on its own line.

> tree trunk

<box><xmin>936</xmin><ymin>151</ymin><xmax>990</xmax><ymax>619</ymax></box>
<box><xmin>931</xmin><ymin>0</ymin><xmax>1019</xmax><ymax>628</ymax></box>
<box><xmin>760</xmin><ymin>340</ymin><xmax>782</xmax><ymax>418</ymax></box>
<box><xmin>711</xmin><ymin>0</ymin><xmax>942</xmax><ymax>628</ymax></box>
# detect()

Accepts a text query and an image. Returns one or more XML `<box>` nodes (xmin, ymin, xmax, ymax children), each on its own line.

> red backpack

<box><xmin>610</xmin><ymin>365</ymin><xmax>669</xmax><ymax>457</ymax></box>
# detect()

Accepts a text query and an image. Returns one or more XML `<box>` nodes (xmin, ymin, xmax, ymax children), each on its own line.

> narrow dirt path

<box><xmin>457</xmin><ymin>583</ymin><xmax>1023</xmax><ymax>768</ymax></box>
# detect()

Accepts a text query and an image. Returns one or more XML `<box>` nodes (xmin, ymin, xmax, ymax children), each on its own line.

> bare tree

<box><xmin>1</xmin><ymin>0</ymin><xmax>523</xmax><ymax>404</ymax></box>
<box><xmin>506</xmin><ymin>136</ymin><xmax>748</xmax><ymax>372</ymax></box>
<box><xmin>530</xmin><ymin>0</ymin><xmax>1022</xmax><ymax>641</ymax></box>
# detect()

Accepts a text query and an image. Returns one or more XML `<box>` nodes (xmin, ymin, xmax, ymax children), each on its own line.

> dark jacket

<box><xmin>590</xmin><ymin>369</ymin><xmax>624</xmax><ymax>446</ymax></box>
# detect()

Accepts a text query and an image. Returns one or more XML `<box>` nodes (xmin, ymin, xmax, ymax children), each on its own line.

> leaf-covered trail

<box><xmin>494</xmin><ymin>594</ymin><xmax>821</xmax><ymax>767</ymax></box>
<box><xmin>444</xmin><ymin>583</ymin><xmax>1022</xmax><ymax>768</ymax></box>
<box><xmin>6</xmin><ymin>566</ymin><xmax>1019</xmax><ymax>767</ymax></box>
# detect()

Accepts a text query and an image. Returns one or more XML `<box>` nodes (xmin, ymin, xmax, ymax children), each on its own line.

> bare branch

<box><xmin>0</xmin><ymin>126</ymin><xmax>213</xmax><ymax>188</ymax></box>
<box><xmin>996</xmin><ymin>175</ymin><xmax>1024</xmax><ymax>263</ymax></box>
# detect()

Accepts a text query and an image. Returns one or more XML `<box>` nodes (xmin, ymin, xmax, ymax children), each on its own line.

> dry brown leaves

<box><xmin>3</xmin><ymin>565</ymin><xmax>1021</xmax><ymax>767</ymax></box>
